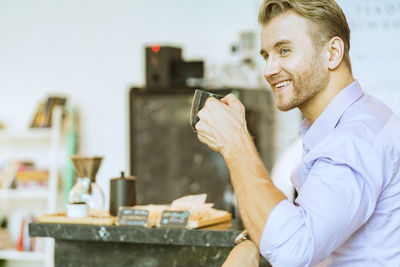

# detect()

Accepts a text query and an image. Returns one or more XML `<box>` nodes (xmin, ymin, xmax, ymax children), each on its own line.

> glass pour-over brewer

<box><xmin>69</xmin><ymin>155</ymin><xmax>105</xmax><ymax>211</ymax></box>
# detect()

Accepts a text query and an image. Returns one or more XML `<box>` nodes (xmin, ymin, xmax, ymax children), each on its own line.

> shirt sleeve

<box><xmin>260</xmin><ymin>156</ymin><xmax>380</xmax><ymax>266</ymax></box>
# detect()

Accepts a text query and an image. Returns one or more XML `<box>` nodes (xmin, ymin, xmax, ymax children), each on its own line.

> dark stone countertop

<box><xmin>29</xmin><ymin>220</ymin><xmax>244</xmax><ymax>248</ymax></box>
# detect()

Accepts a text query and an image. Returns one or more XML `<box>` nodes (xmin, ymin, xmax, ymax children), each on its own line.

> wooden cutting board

<box><xmin>36</xmin><ymin>209</ymin><xmax>231</xmax><ymax>228</ymax></box>
<box><xmin>36</xmin><ymin>211</ymin><xmax>115</xmax><ymax>225</ymax></box>
<box><xmin>187</xmin><ymin>211</ymin><xmax>231</xmax><ymax>229</ymax></box>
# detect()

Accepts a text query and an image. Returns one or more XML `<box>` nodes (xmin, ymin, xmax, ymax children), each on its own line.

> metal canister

<box><xmin>109</xmin><ymin>172</ymin><xmax>136</xmax><ymax>216</ymax></box>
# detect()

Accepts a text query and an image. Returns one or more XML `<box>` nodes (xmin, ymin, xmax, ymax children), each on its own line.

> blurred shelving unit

<box><xmin>0</xmin><ymin>107</ymin><xmax>63</xmax><ymax>267</ymax></box>
<box><xmin>0</xmin><ymin>249</ymin><xmax>45</xmax><ymax>261</ymax></box>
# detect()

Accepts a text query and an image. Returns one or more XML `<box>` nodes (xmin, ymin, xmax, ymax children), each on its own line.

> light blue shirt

<box><xmin>260</xmin><ymin>80</ymin><xmax>400</xmax><ymax>266</ymax></box>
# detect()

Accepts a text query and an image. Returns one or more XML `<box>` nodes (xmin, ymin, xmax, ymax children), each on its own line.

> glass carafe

<box><xmin>69</xmin><ymin>155</ymin><xmax>105</xmax><ymax>211</ymax></box>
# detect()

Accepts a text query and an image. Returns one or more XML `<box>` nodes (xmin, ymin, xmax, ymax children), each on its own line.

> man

<box><xmin>195</xmin><ymin>0</ymin><xmax>400</xmax><ymax>266</ymax></box>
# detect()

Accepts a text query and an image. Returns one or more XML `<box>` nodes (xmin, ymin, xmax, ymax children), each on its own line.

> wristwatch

<box><xmin>234</xmin><ymin>229</ymin><xmax>249</xmax><ymax>245</ymax></box>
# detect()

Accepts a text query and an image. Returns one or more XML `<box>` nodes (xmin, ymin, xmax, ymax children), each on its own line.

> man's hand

<box><xmin>222</xmin><ymin>240</ymin><xmax>260</xmax><ymax>267</ymax></box>
<box><xmin>195</xmin><ymin>94</ymin><xmax>248</xmax><ymax>156</ymax></box>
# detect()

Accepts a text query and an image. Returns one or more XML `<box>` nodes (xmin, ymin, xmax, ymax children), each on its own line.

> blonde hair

<box><xmin>259</xmin><ymin>0</ymin><xmax>351</xmax><ymax>69</ymax></box>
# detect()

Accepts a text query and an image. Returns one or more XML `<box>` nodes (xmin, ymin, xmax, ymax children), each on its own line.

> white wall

<box><xmin>1</xmin><ymin>0</ymin><xmax>399</xmax><ymax>207</ymax></box>
<box><xmin>337</xmin><ymin>0</ymin><xmax>400</xmax><ymax>112</ymax></box>
<box><xmin>0</xmin><ymin>0</ymin><xmax>261</xmax><ymax>206</ymax></box>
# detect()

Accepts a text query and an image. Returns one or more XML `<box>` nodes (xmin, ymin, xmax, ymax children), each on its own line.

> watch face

<box><xmin>235</xmin><ymin>229</ymin><xmax>249</xmax><ymax>245</ymax></box>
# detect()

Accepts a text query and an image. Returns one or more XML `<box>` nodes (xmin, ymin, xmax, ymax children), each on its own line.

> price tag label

<box><xmin>117</xmin><ymin>207</ymin><xmax>149</xmax><ymax>227</ymax></box>
<box><xmin>159</xmin><ymin>210</ymin><xmax>190</xmax><ymax>228</ymax></box>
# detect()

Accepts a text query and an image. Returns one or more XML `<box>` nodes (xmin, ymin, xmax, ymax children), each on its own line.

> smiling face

<box><xmin>260</xmin><ymin>11</ymin><xmax>329</xmax><ymax>111</ymax></box>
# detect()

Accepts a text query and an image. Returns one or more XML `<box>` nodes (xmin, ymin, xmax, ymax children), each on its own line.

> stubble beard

<box><xmin>275</xmin><ymin>52</ymin><xmax>328</xmax><ymax>112</ymax></box>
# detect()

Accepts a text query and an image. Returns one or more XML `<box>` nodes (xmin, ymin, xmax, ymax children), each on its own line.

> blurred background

<box><xmin>0</xmin><ymin>0</ymin><xmax>399</xmax><ymax>265</ymax></box>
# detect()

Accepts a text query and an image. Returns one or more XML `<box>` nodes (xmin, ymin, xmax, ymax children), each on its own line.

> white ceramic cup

<box><xmin>66</xmin><ymin>203</ymin><xmax>88</xmax><ymax>218</ymax></box>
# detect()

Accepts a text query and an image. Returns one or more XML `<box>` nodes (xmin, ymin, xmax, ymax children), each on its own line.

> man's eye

<box><xmin>281</xmin><ymin>48</ymin><xmax>290</xmax><ymax>55</ymax></box>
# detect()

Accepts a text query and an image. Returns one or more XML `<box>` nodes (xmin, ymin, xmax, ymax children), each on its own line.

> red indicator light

<box><xmin>151</xmin><ymin>44</ymin><xmax>160</xmax><ymax>53</ymax></box>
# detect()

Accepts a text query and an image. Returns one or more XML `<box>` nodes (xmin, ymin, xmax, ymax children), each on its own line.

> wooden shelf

<box><xmin>0</xmin><ymin>189</ymin><xmax>49</xmax><ymax>200</ymax></box>
<box><xmin>0</xmin><ymin>129</ymin><xmax>52</xmax><ymax>142</ymax></box>
<box><xmin>0</xmin><ymin>249</ymin><xmax>45</xmax><ymax>261</ymax></box>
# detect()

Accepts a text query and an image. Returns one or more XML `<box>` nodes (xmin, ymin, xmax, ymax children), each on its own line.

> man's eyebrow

<box><xmin>274</xmin><ymin>40</ymin><xmax>291</xmax><ymax>48</ymax></box>
<box><xmin>260</xmin><ymin>40</ymin><xmax>292</xmax><ymax>56</ymax></box>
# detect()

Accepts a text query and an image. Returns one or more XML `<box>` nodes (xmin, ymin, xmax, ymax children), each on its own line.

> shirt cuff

<box><xmin>259</xmin><ymin>199</ymin><xmax>301</xmax><ymax>258</ymax></box>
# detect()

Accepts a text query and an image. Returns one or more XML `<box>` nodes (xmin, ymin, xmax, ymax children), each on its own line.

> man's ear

<box><xmin>327</xmin><ymin>37</ymin><xmax>344</xmax><ymax>70</ymax></box>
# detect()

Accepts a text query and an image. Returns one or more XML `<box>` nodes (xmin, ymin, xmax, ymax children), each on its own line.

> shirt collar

<box><xmin>301</xmin><ymin>80</ymin><xmax>364</xmax><ymax>151</ymax></box>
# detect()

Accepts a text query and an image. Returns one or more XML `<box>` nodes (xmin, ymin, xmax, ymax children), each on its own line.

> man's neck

<box><xmin>299</xmin><ymin>66</ymin><xmax>354</xmax><ymax>123</ymax></box>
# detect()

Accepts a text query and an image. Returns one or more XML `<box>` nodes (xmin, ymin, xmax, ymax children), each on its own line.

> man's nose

<box><xmin>263</xmin><ymin>58</ymin><xmax>280</xmax><ymax>80</ymax></box>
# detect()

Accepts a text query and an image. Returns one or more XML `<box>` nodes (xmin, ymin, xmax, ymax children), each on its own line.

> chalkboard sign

<box><xmin>159</xmin><ymin>210</ymin><xmax>190</xmax><ymax>228</ymax></box>
<box><xmin>117</xmin><ymin>207</ymin><xmax>149</xmax><ymax>226</ymax></box>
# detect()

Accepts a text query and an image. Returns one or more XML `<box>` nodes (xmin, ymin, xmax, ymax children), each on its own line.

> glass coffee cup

<box><xmin>190</xmin><ymin>89</ymin><xmax>223</xmax><ymax>132</ymax></box>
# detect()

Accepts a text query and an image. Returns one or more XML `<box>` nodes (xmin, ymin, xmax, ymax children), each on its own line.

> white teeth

<box><xmin>276</xmin><ymin>80</ymin><xmax>290</xmax><ymax>88</ymax></box>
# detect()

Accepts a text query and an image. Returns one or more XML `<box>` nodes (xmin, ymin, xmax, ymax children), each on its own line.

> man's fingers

<box><xmin>197</xmin><ymin>107</ymin><xmax>207</xmax><ymax>121</ymax></box>
<box><xmin>198</xmin><ymin>99</ymin><xmax>222</xmax><ymax>121</ymax></box>
<box><xmin>194</xmin><ymin>119</ymin><xmax>205</xmax><ymax>132</ymax></box>
<box><xmin>221</xmin><ymin>93</ymin><xmax>238</xmax><ymax>104</ymax></box>
<box><xmin>204</xmin><ymin>94</ymin><xmax>244</xmax><ymax>114</ymax></box>
<box><xmin>204</xmin><ymin>97</ymin><xmax>221</xmax><ymax>109</ymax></box>
<box><xmin>221</xmin><ymin>94</ymin><xmax>245</xmax><ymax>113</ymax></box>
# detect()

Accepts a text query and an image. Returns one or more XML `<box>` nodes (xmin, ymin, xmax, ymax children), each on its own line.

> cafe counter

<box><xmin>29</xmin><ymin>220</ymin><xmax>270</xmax><ymax>266</ymax></box>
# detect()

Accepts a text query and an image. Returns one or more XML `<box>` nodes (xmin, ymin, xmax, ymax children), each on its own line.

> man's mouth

<box><xmin>273</xmin><ymin>80</ymin><xmax>292</xmax><ymax>91</ymax></box>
